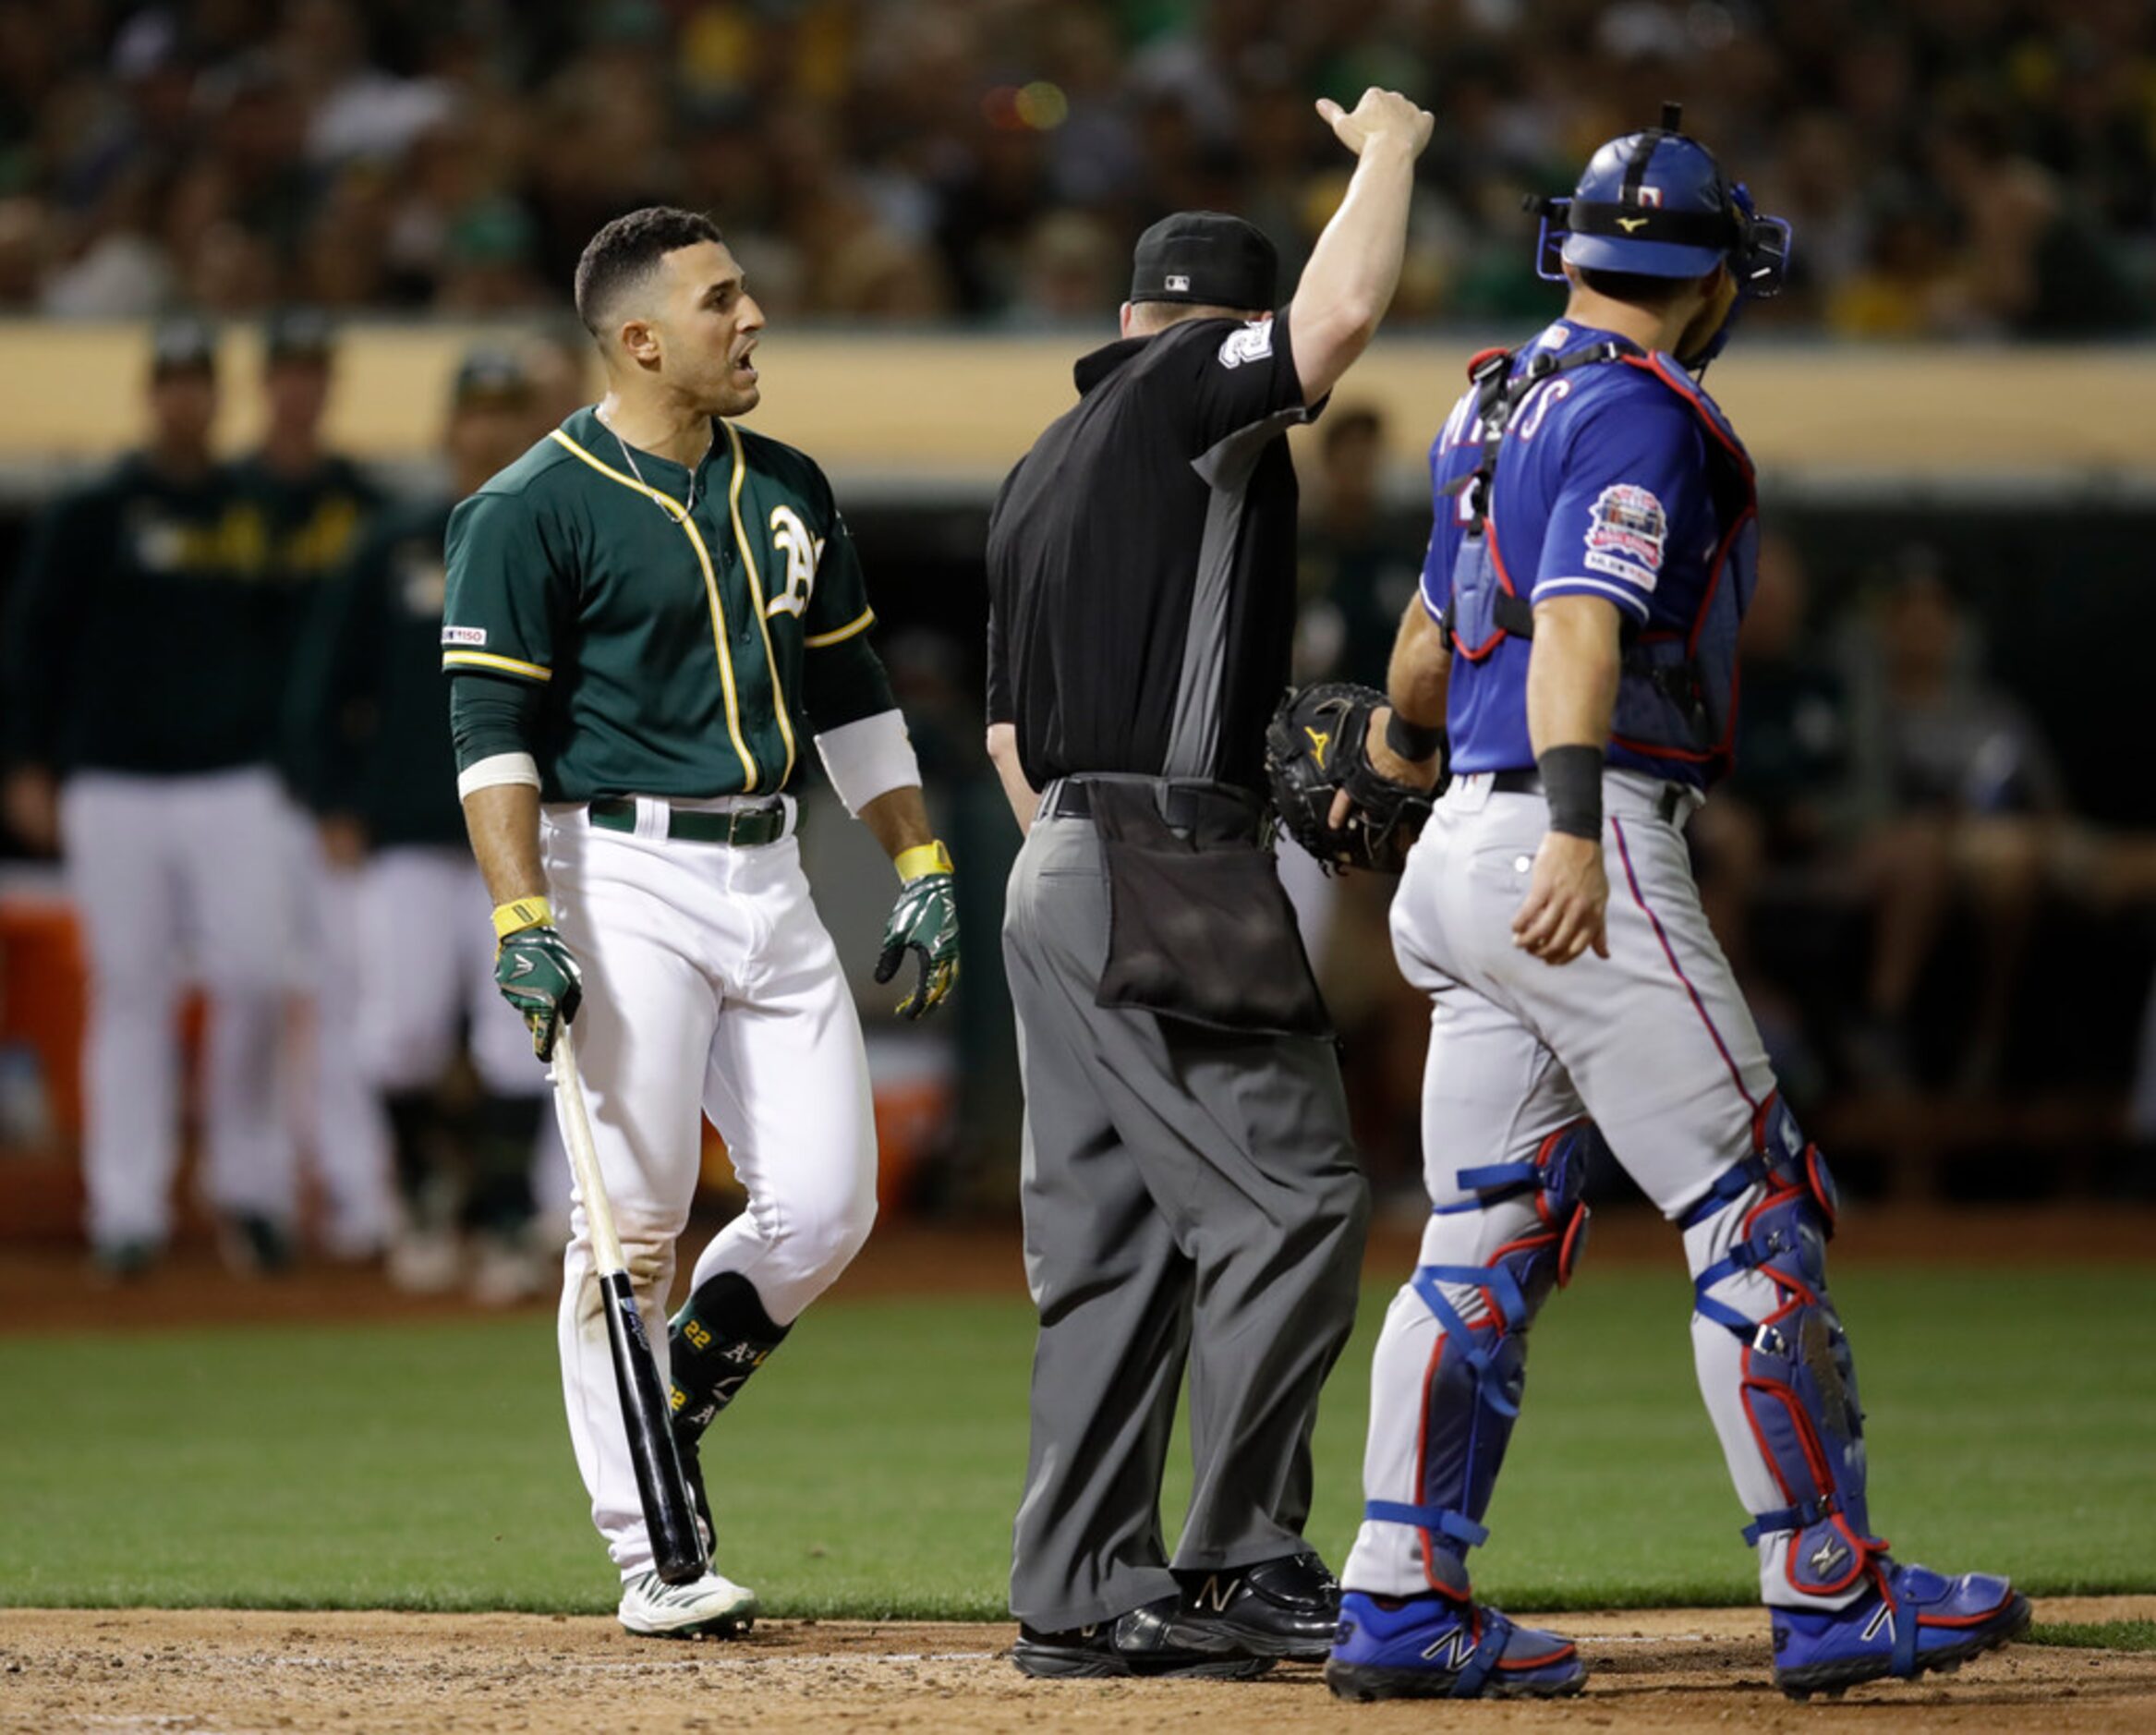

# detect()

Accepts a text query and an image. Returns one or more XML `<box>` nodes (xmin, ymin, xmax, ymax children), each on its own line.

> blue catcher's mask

<box><xmin>1527</xmin><ymin>103</ymin><xmax>1791</xmax><ymax>370</ymax></box>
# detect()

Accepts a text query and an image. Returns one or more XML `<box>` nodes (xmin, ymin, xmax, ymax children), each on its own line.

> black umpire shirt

<box><xmin>987</xmin><ymin>307</ymin><xmax>1318</xmax><ymax>795</ymax></box>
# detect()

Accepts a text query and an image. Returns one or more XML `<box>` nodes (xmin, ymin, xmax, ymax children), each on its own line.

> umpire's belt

<box><xmin>1042</xmin><ymin>775</ymin><xmax>1270</xmax><ymax>847</ymax></box>
<box><xmin>588</xmin><ymin>796</ymin><xmax>788</xmax><ymax>846</ymax></box>
<box><xmin>1488</xmin><ymin>768</ymin><xmax>1693</xmax><ymax>829</ymax></box>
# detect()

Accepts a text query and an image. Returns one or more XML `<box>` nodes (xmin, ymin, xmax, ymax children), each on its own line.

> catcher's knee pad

<box><xmin>1366</xmin><ymin>1119</ymin><xmax>1598</xmax><ymax>1596</ymax></box>
<box><xmin>1685</xmin><ymin>1094</ymin><xmax>1885</xmax><ymax>1597</ymax></box>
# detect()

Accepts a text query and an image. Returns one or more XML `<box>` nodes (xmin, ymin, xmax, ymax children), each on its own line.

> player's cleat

<box><xmin>616</xmin><ymin>1567</ymin><xmax>757</xmax><ymax>1639</ymax></box>
<box><xmin>1011</xmin><ymin>1593</ymin><xmax>1278</xmax><ymax>1680</ymax></box>
<box><xmin>1325</xmin><ymin>1590</ymin><xmax>1586</xmax><ymax>1701</ymax></box>
<box><xmin>386</xmin><ymin>1224</ymin><xmax>463</xmax><ymax>1294</ymax></box>
<box><xmin>217</xmin><ymin>1211</ymin><xmax>295</xmax><ymax>1277</ymax></box>
<box><xmin>1771</xmin><ymin>1562</ymin><xmax>2029</xmax><ymax>1700</ymax></box>
<box><xmin>90</xmin><ymin>1237</ymin><xmax>160</xmax><ymax>1283</ymax></box>
<box><xmin>467</xmin><ymin>1231</ymin><xmax>550</xmax><ymax>1307</ymax></box>
<box><xmin>1166</xmin><ymin>1551</ymin><xmax>1341</xmax><ymax>1662</ymax></box>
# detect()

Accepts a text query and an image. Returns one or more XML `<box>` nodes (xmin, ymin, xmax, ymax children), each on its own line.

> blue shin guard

<box><xmin>1364</xmin><ymin>1120</ymin><xmax>1598</xmax><ymax>1598</ymax></box>
<box><xmin>1686</xmin><ymin>1094</ymin><xmax>1888</xmax><ymax>1598</ymax></box>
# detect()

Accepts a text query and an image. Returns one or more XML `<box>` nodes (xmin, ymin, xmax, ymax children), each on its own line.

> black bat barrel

<box><xmin>599</xmin><ymin>1269</ymin><xmax>710</xmax><ymax>1585</ymax></box>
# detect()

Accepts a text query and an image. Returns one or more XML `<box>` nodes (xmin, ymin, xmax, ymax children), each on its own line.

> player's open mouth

<box><xmin>733</xmin><ymin>346</ymin><xmax>757</xmax><ymax>382</ymax></box>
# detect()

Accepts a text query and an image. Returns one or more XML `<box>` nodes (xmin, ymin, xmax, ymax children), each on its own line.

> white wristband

<box><xmin>814</xmin><ymin>710</ymin><xmax>921</xmax><ymax>817</ymax></box>
<box><xmin>457</xmin><ymin>752</ymin><xmax>541</xmax><ymax>799</ymax></box>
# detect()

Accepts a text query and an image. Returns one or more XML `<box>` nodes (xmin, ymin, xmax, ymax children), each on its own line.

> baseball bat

<box><xmin>551</xmin><ymin>1023</ymin><xmax>710</xmax><ymax>1586</ymax></box>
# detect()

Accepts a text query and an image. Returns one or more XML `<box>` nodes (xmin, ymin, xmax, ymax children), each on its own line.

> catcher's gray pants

<box><xmin>1002</xmin><ymin>809</ymin><xmax>1369</xmax><ymax>1632</ymax></box>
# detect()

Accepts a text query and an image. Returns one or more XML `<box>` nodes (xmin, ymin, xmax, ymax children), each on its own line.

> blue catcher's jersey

<box><xmin>1420</xmin><ymin>321</ymin><xmax>1758</xmax><ymax>788</ymax></box>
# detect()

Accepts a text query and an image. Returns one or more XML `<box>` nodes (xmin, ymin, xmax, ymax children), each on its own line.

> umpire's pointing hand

<box><xmin>1315</xmin><ymin>88</ymin><xmax>1435</xmax><ymax>160</ymax></box>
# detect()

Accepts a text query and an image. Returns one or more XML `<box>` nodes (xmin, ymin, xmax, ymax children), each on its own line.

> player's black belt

<box><xmin>587</xmin><ymin>797</ymin><xmax>788</xmax><ymax>846</ymax></box>
<box><xmin>1488</xmin><ymin>768</ymin><xmax>1690</xmax><ymax>827</ymax></box>
<box><xmin>1044</xmin><ymin>776</ymin><xmax>1269</xmax><ymax>844</ymax></box>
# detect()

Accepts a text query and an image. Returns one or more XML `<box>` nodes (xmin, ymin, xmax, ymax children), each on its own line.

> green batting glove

<box><xmin>876</xmin><ymin>842</ymin><xmax>959</xmax><ymax>1020</ymax></box>
<box><xmin>492</xmin><ymin>896</ymin><xmax>583</xmax><ymax>1061</ymax></box>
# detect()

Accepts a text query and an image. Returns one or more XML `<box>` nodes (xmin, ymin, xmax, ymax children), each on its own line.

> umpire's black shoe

<box><xmin>1012</xmin><ymin>1594</ymin><xmax>1277</xmax><ymax>1680</ymax></box>
<box><xmin>1166</xmin><ymin>1552</ymin><xmax>1342</xmax><ymax>1662</ymax></box>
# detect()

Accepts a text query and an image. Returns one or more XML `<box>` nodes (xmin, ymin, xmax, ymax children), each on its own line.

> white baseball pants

<box><xmin>282</xmin><ymin>803</ymin><xmax>394</xmax><ymax>1253</ymax></box>
<box><xmin>353</xmin><ymin>844</ymin><xmax>553</xmax><ymax>1098</ymax></box>
<box><xmin>60</xmin><ymin>767</ymin><xmax>295</xmax><ymax>1246</ymax></box>
<box><xmin>540</xmin><ymin>799</ymin><xmax>878</xmax><ymax>1580</ymax></box>
<box><xmin>1346</xmin><ymin>770</ymin><xmax>1831</xmax><ymax>1608</ymax></box>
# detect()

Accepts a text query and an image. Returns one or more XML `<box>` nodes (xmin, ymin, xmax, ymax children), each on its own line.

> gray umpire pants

<box><xmin>1003</xmin><ymin>803</ymin><xmax>1369</xmax><ymax>1632</ymax></box>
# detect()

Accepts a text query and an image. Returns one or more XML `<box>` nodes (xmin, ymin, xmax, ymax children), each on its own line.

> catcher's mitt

<box><xmin>1264</xmin><ymin>682</ymin><xmax>1439</xmax><ymax>874</ymax></box>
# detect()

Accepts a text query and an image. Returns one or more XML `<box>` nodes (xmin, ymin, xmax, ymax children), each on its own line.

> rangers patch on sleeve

<box><xmin>442</xmin><ymin>625</ymin><xmax>488</xmax><ymax>647</ymax></box>
<box><xmin>1583</xmin><ymin>484</ymin><xmax>1666</xmax><ymax>590</ymax></box>
<box><xmin>1216</xmin><ymin>319</ymin><xmax>1276</xmax><ymax>370</ymax></box>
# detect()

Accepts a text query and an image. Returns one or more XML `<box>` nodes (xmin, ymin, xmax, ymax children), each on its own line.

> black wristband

<box><xmin>1385</xmin><ymin>709</ymin><xmax>1446</xmax><ymax>764</ymax></box>
<box><xmin>1537</xmin><ymin>744</ymin><xmax>1605</xmax><ymax>839</ymax></box>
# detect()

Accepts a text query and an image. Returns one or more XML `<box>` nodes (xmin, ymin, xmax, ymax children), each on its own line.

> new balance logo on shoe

<box><xmin>1420</xmin><ymin>1627</ymin><xmax>1474</xmax><ymax>1669</ymax></box>
<box><xmin>1862</xmin><ymin>1605</ymin><xmax>1895</xmax><ymax>1644</ymax></box>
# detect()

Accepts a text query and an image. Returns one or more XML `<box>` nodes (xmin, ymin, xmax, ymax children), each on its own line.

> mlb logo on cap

<box><xmin>1167</xmin><ymin>274</ymin><xmax>1190</xmax><ymax>292</ymax></box>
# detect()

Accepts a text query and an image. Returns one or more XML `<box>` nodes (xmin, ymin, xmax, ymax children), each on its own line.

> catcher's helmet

<box><xmin>1529</xmin><ymin>103</ymin><xmax>1790</xmax><ymax>297</ymax></box>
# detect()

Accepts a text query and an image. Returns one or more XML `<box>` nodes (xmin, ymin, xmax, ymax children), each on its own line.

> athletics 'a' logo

<box><xmin>767</xmin><ymin>505</ymin><xmax>824</xmax><ymax>619</ymax></box>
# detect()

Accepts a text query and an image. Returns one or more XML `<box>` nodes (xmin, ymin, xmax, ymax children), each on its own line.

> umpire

<box><xmin>986</xmin><ymin>88</ymin><xmax>1432</xmax><ymax>1680</ymax></box>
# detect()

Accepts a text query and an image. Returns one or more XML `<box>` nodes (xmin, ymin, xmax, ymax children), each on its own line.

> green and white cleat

<box><xmin>617</xmin><ymin>1568</ymin><xmax>758</xmax><ymax>1639</ymax></box>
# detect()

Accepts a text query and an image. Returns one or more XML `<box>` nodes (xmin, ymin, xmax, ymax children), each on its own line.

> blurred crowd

<box><xmin>0</xmin><ymin>0</ymin><xmax>2151</xmax><ymax>334</ymax></box>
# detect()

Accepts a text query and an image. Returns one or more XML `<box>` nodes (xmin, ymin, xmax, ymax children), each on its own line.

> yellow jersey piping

<box><xmin>442</xmin><ymin>649</ymin><xmax>552</xmax><ymax>682</ymax></box>
<box><xmin>804</xmin><ymin>607</ymin><xmax>876</xmax><ymax>649</ymax></box>
<box><xmin>545</xmin><ymin>427</ymin><xmax>760</xmax><ymax>793</ymax></box>
<box><xmin>721</xmin><ymin>420</ymin><xmax>797</xmax><ymax>787</ymax></box>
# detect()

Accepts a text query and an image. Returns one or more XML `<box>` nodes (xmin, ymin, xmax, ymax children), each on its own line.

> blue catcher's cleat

<box><xmin>1772</xmin><ymin>1562</ymin><xmax>2030</xmax><ymax>1700</ymax></box>
<box><xmin>1325</xmin><ymin>1589</ymin><xmax>1586</xmax><ymax>1701</ymax></box>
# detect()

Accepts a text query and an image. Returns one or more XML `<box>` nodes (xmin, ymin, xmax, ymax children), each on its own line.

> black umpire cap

<box><xmin>1129</xmin><ymin>211</ymin><xmax>1278</xmax><ymax>309</ymax></box>
<box><xmin>149</xmin><ymin>315</ymin><xmax>218</xmax><ymax>380</ymax></box>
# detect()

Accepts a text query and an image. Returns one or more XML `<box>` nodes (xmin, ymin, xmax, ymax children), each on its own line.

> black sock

<box><xmin>464</xmin><ymin>1092</ymin><xmax>541</xmax><ymax>1236</ymax></box>
<box><xmin>383</xmin><ymin>1088</ymin><xmax>443</xmax><ymax>1221</ymax></box>
<box><xmin>668</xmin><ymin>1270</ymin><xmax>791</xmax><ymax>1439</ymax></box>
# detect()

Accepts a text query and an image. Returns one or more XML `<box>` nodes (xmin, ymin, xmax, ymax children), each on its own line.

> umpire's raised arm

<box><xmin>1290</xmin><ymin>89</ymin><xmax>1435</xmax><ymax>403</ymax></box>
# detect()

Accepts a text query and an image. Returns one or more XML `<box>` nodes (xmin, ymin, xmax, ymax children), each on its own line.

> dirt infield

<box><xmin>2</xmin><ymin>1599</ymin><xmax>2150</xmax><ymax>1735</ymax></box>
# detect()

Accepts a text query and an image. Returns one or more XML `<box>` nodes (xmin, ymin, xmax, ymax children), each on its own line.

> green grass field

<box><xmin>3</xmin><ymin>1267</ymin><xmax>2151</xmax><ymax>1618</ymax></box>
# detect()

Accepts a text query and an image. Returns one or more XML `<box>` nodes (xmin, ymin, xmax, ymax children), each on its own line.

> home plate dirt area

<box><xmin>3</xmin><ymin>1598</ymin><xmax>2151</xmax><ymax>1735</ymax></box>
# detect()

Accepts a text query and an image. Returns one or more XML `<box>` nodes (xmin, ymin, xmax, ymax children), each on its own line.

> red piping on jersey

<box><xmin>1613</xmin><ymin>817</ymin><xmax>1760</xmax><ymax>1113</ymax></box>
<box><xmin>1624</xmin><ymin>355</ymin><xmax>1756</xmax><ymax>479</ymax></box>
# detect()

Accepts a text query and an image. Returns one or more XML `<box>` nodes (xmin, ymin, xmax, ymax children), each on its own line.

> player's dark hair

<box><xmin>574</xmin><ymin>207</ymin><xmax>726</xmax><ymax>339</ymax></box>
<box><xmin>1576</xmin><ymin>265</ymin><xmax>1701</xmax><ymax>310</ymax></box>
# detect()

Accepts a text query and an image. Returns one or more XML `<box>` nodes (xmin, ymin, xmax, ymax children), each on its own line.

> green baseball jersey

<box><xmin>2</xmin><ymin>455</ymin><xmax>286</xmax><ymax>775</ymax></box>
<box><xmin>288</xmin><ymin>495</ymin><xmax>467</xmax><ymax>847</ymax></box>
<box><xmin>442</xmin><ymin>408</ymin><xmax>895</xmax><ymax>802</ymax></box>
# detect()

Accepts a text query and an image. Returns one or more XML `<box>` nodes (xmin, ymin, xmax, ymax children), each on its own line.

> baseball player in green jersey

<box><xmin>288</xmin><ymin>350</ymin><xmax>557</xmax><ymax>1304</ymax></box>
<box><xmin>443</xmin><ymin>207</ymin><xmax>961</xmax><ymax>1638</ymax></box>
<box><xmin>1</xmin><ymin>320</ymin><xmax>296</xmax><ymax>1276</ymax></box>
<box><xmin>236</xmin><ymin>309</ymin><xmax>396</xmax><ymax>1265</ymax></box>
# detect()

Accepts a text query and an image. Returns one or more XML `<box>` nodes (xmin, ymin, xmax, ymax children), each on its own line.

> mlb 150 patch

<box><xmin>1584</xmin><ymin>483</ymin><xmax>1667</xmax><ymax>589</ymax></box>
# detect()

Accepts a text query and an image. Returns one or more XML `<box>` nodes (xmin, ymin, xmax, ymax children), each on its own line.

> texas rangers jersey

<box><xmin>1423</xmin><ymin>321</ymin><xmax>1756</xmax><ymax>788</ymax></box>
<box><xmin>442</xmin><ymin>409</ymin><xmax>895</xmax><ymax>803</ymax></box>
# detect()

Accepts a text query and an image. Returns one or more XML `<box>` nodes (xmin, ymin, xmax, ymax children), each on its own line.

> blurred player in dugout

<box><xmin>237</xmin><ymin>310</ymin><xmax>397</xmax><ymax>1265</ymax></box>
<box><xmin>287</xmin><ymin>351</ymin><xmax>560</xmax><ymax>1304</ymax></box>
<box><xmin>3</xmin><ymin>320</ymin><xmax>317</xmax><ymax>1273</ymax></box>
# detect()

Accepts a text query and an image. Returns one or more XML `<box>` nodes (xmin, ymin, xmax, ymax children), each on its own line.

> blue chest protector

<box><xmin>1442</xmin><ymin>342</ymin><xmax>1760</xmax><ymax>783</ymax></box>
